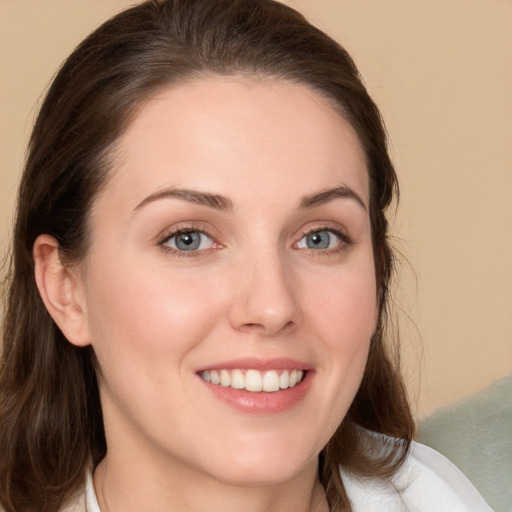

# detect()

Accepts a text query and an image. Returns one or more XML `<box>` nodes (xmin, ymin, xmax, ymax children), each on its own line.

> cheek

<box><xmin>305</xmin><ymin>260</ymin><xmax>377</xmax><ymax>342</ymax></box>
<box><xmin>292</xmin><ymin>261</ymin><xmax>376</xmax><ymax>446</ymax></box>
<box><xmin>83</xmin><ymin>259</ymin><xmax>222</xmax><ymax>374</ymax></box>
<box><xmin>302</xmin><ymin>258</ymin><xmax>377</xmax><ymax>393</ymax></box>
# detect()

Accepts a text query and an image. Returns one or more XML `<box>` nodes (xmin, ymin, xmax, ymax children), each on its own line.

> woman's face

<box><xmin>78</xmin><ymin>77</ymin><xmax>377</xmax><ymax>486</ymax></box>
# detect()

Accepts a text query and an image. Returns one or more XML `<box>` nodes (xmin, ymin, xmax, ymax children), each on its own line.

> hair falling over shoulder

<box><xmin>0</xmin><ymin>1</ymin><xmax>414</xmax><ymax>510</ymax></box>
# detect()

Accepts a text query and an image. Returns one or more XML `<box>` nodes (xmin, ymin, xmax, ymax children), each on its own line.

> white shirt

<box><xmin>69</xmin><ymin>442</ymin><xmax>493</xmax><ymax>511</ymax></box>
<box><xmin>341</xmin><ymin>442</ymin><xmax>493</xmax><ymax>511</ymax></box>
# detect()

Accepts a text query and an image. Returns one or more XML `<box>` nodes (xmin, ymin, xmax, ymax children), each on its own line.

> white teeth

<box><xmin>220</xmin><ymin>369</ymin><xmax>230</xmax><ymax>387</ymax></box>
<box><xmin>200</xmin><ymin>368</ymin><xmax>305</xmax><ymax>393</ymax></box>
<box><xmin>262</xmin><ymin>370</ymin><xmax>280</xmax><ymax>392</ymax></box>
<box><xmin>230</xmin><ymin>369</ymin><xmax>245</xmax><ymax>389</ymax></box>
<box><xmin>210</xmin><ymin>370</ymin><xmax>220</xmax><ymax>385</ymax></box>
<box><xmin>245</xmin><ymin>369</ymin><xmax>263</xmax><ymax>392</ymax></box>
<box><xmin>279</xmin><ymin>371</ymin><xmax>289</xmax><ymax>389</ymax></box>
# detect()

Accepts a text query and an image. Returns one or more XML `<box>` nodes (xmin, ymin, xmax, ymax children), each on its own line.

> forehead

<box><xmin>98</xmin><ymin>76</ymin><xmax>369</xmax><ymax>211</ymax></box>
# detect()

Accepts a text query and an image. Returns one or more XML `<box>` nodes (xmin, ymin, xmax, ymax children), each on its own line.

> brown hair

<box><xmin>0</xmin><ymin>1</ymin><xmax>414</xmax><ymax>510</ymax></box>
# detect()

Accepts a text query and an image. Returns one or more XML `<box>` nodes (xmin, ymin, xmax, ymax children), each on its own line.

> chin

<box><xmin>201</xmin><ymin>441</ymin><xmax>319</xmax><ymax>487</ymax></box>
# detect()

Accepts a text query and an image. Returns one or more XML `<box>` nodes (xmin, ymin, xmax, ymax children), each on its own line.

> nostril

<box><xmin>228</xmin><ymin>284</ymin><xmax>301</xmax><ymax>336</ymax></box>
<box><xmin>239</xmin><ymin>322</ymin><xmax>265</xmax><ymax>333</ymax></box>
<box><xmin>238</xmin><ymin>321</ymin><xmax>297</xmax><ymax>338</ymax></box>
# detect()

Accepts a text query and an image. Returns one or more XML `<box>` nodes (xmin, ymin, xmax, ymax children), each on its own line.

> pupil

<box><xmin>307</xmin><ymin>231</ymin><xmax>330</xmax><ymax>249</ymax></box>
<box><xmin>176</xmin><ymin>232</ymin><xmax>200</xmax><ymax>250</ymax></box>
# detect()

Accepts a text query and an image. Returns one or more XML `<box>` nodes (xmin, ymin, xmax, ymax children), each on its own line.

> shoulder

<box><xmin>340</xmin><ymin>440</ymin><xmax>494</xmax><ymax>512</ymax></box>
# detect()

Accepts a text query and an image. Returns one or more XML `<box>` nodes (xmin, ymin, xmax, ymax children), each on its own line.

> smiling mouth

<box><xmin>199</xmin><ymin>369</ymin><xmax>305</xmax><ymax>393</ymax></box>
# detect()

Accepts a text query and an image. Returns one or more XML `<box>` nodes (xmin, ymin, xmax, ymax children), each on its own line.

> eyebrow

<box><xmin>299</xmin><ymin>185</ymin><xmax>367</xmax><ymax>211</ymax></box>
<box><xmin>133</xmin><ymin>184</ymin><xmax>366</xmax><ymax>214</ymax></box>
<box><xmin>134</xmin><ymin>188</ymin><xmax>234</xmax><ymax>212</ymax></box>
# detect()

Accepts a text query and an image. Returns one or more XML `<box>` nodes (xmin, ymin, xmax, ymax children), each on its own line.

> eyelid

<box><xmin>293</xmin><ymin>224</ymin><xmax>352</xmax><ymax>252</ymax></box>
<box><xmin>155</xmin><ymin>218</ymin><xmax>213</xmax><ymax>240</ymax></box>
<box><xmin>162</xmin><ymin>229</ymin><xmax>214</xmax><ymax>249</ymax></box>
<box><xmin>295</xmin><ymin>221</ymin><xmax>351</xmax><ymax>240</ymax></box>
<box><xmin>156</xmin><ymin>222</ymin><xmax>222</xmax><ymax>256</ymax></box>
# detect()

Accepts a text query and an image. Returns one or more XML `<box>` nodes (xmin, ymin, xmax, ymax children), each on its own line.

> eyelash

<box><xmin>157</xmin><ymin>225</ymin><xmax>217</xmax><ymax>258</ymax></box>
<box><xmin>157</xmin><ymin>225</ymin><xmax>352</xmax><ymax>258</ymax></box>
<box><xmin>295</xmin><ymin>227</ymin><xmax>352</xmax><ymax>255</ymax></box>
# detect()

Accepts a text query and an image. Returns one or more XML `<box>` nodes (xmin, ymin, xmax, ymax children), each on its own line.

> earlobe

<box><xmin>33</xmin><ymin>234</ymin><xmax>91</xmax><ymax>347</ymax></box>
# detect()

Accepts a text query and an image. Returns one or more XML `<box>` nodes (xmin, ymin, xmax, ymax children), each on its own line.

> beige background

<box><xmin>1</xmin><ymin>0</ymin><xmax>511</xmax><ymax>418</ymax></box>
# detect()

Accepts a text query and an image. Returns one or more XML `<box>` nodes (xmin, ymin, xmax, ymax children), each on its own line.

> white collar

<box><xmin>85</xmin><ymin>471</ymin><xmax>101</xmax><ymax>512</ymax></box>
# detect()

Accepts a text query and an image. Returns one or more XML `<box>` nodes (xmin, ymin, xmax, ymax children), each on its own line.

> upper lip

<box><xmin>196</xmin><ymin>357</ymin><xmax>313</xmax><ymax>372</ymax></box>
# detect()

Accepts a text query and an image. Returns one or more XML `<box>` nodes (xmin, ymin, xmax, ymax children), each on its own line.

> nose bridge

<box><xmin>229</xmin><ymin>244</ymin><xmax>300</xmax><ymax>336</ymax></box>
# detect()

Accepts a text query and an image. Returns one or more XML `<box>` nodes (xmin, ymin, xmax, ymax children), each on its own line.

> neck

<box><xmin>94</xmin><ymin>453</ymin><xmax>329</xmax><ymax>512</ymax></box>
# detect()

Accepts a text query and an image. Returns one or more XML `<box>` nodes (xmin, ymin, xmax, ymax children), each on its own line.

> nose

<box><xmin>228</xmin><ymin>250</ymin><xmax>302</xmax><ymax>337</ymax></box>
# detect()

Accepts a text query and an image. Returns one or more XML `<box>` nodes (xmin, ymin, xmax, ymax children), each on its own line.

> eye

<box><xmin>295</xmin><ymin>229</ymin><xmax>345</xmax><ymax>250</ymax></box>
<box><xmin>162</xmin><ymin>230</ymin><xmax>215</xmax><ymax>252</ymax></box>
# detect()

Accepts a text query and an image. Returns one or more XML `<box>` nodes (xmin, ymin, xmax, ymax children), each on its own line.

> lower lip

<box><xmin>199</xmin><ymin>371</ymin><xmax>313</xmax><ymax>414</ymax></box>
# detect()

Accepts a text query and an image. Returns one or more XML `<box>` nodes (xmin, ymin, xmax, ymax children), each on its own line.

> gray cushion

<box><xmin>417</xmin><ymin>374</ymin><xmax>512</xmax><ymax>512</ymax></box>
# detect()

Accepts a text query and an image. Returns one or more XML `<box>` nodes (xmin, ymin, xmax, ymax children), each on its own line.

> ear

<box><xmin>33</xmin><ymin>234</ymin><xmax>91</xmax><ymax>347</ymax></box>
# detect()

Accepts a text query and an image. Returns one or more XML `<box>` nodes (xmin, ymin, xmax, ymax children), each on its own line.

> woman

<box><xmin>0</xmin><ymin>1</ymin><xmax>492</xmax><ymax>511</ymax></box>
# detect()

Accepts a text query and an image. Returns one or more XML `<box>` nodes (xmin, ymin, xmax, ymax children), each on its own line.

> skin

<box><xmin>34</xmin><ymin>76</ymin><xmax>377</xmax><ymax>512</ymax></box>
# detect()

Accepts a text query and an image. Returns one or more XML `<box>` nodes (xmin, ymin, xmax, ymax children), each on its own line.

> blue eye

<box><xmin>296</xmin><ymin>229</ymin><xmax>343</xmax><ymax>250</ymax></box>
<box><xmin>163</xmin><ymin>230</ymin><xmax>214</xmax><ymax>252</ymax></box>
